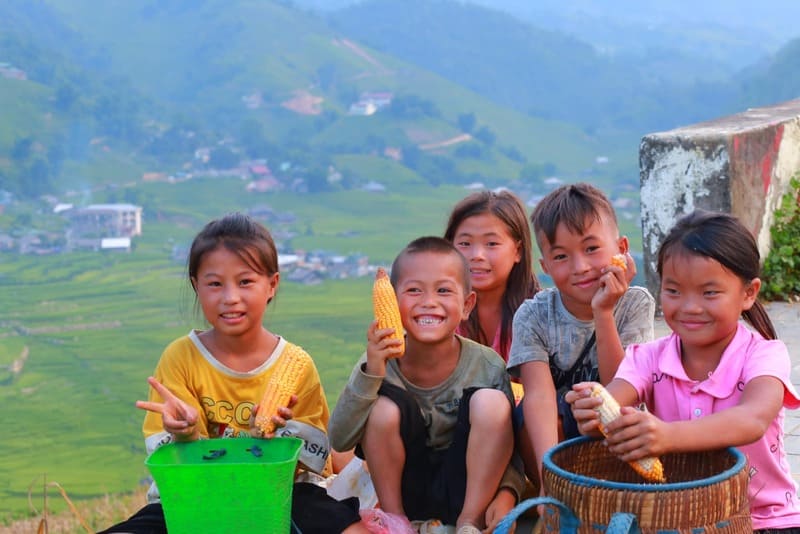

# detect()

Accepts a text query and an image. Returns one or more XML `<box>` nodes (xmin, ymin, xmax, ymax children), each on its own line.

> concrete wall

<box><xmin>639</xmin><ymin>98</ymin><xmax>800</xmax><ymax>301</ymax></box>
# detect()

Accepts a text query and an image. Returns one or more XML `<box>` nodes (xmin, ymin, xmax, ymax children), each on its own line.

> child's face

<box><xmin>538</xmin><ymin>215</ymin><xmax>627</xmax><ymax>318</ymax></box>
<box><xmin>452</xmin><ymin>213</ymin><xmax>521</xmax><ymax>295</ymax></box>
<box><xmin>192</xmin><ymin>246</ymin><xmax>279</xmax><ymax>338</ymax></box>
<box><xmin>394</xmin><ymin>251</ymin><xmax>476</xmax><ymax>346</ymax></box>
<box><xmin>660</xmin><ymin>252</ymin><xmax>759</xmax><ymax>359</ymax></box>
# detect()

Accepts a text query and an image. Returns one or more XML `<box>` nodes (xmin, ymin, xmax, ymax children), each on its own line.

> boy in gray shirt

<box><xmin>507</xmin><ymin>183</ymin><xmax>654</xmax><ymax>491</ymax></box>
<box><xmin>330</xmin><ymin>237</ymin><xmax>526</xmax><ymax>533</ymax></box>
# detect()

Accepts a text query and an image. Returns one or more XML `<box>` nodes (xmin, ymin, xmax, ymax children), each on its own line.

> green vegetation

<box><xmin>0</xmin><ymin>178</ymin><xmax>471</xmax><ymax>522</ymax></box>
<box><xmin>761</xmin><ymin>175</ymin><xmax>800</xmax><ymax>301</ymax></box>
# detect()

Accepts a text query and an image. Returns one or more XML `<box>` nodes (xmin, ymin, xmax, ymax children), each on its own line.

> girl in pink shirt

<box><xmin>567</xmin><ymin>209</ymin><xmax>800</xmax><ymax>532</ymax></box>
<box><xmin>444</xmin><ymin>190</ymin><xmax>540</xmax><ymax>362</ymax></box>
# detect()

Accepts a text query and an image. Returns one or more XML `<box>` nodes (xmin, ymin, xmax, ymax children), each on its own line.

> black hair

<box><xmin>657</xmin><ymin>209</ymin><xmax>775</xmax><ymax>339</ymax></box>
<box><xmin>188</xmin><ymin>212</ymin><xmax>279</xmax><ymax>301</ymax></box>
<box><xmin>444</xmin><ymin>190</ymin><xmax>540</xmax><ymax>355</ymax></box>
<box><xmin>530</xmin><ymin>182</ymin><xmax>617</xmax><ymax>247</ymax></box>
<box><xmin>390</xmin><ymin>236</ymin><xmax>471</xmax><ymax>293</ymax></box>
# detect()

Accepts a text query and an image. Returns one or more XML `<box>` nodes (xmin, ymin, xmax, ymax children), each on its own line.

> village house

<box><xmin>348</xmin><ymin>91</ymin><xmax>394</xmax><ymax>116</ymax></box>
<box><xmin>0</xmin><ymin>62</ymin><xmax>27</xmax><ymax>80</ymax></box>
<box><xmin>67</xmin><ymin>203</ymin><xmax>143</xmax><ymax>244</ymax></box>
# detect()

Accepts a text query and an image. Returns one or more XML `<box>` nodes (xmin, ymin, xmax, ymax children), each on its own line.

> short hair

<box><xmin>531</xmin><ymin>182</ymin><xmax>617</xmax><ymax>247</ymax></box>
<box><xmin>390</xmin><ymin>236</ymin><xmax>471</xmax><ymax>293</ymax></box>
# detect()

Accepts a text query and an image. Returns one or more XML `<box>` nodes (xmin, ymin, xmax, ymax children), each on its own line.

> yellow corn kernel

<box><xmin>610</xmin><ymin>253</ymin><xmax>627</xmax><ymax>271</ymax></box>
<box><xmin>255</xmin><ymin>345</ymin><xmax>310</xmax><ymax>436</ymax></box>
<box><xmin>373</xmin><ymin>267</ymin><xmax>405</xmax><ymax>355</ymax></box>
<box><xmin>591</xmin><ymin>384</ymin><xmax>666</xmax><ymax>483</ymax></box>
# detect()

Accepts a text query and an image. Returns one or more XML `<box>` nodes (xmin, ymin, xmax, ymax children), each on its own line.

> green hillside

<box><xmin>0</xmin><ymin>0</ymin><xmax>604</xmax><ymax>199</ymax></box>
<box><xmin>0</xmin><ymin>176</ymin><xmax>480</xmax><ymax>522</ymax></box>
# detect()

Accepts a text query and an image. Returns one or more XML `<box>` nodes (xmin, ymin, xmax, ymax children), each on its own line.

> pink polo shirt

<box><xmin>616</xmin><ymin>322</ymin><xmax>800</xmax><ymax>530</ymax></box>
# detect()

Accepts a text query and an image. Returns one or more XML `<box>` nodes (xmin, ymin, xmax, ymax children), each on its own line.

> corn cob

<box><xmin>255</xmin><ymin>345</ymin><xmax>310</xmax><ymax>436</ymax></box>
<box><xmin>373</xmin><ymin>267</ymin><xmax>405</xmax><ymax>356</ymax></box>
<box><xmin>610</xmin><ymin>253</ymin><xmax>627</xmax><ymax>271</ymax></box>
<box><xmin>591</xmin><ymin>384</ymin><xmax>666</xmax><ymax>483</ymax></box>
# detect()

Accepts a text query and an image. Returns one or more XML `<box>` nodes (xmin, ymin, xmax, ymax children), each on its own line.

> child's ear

<box><xmin>190</xmin><ymin>277</ymin><xmax>198</xmax><ymax>292</ymax></box>
<box><xmin>617</xmin><ymin>235</ymin><xmax>630</xmax><ymax>254</ymax></box>
<box><xmin>266</xmin><ymin>273</ymin><xmax>280</xmax><ymax>304</ymax></box>
<box><xmin>742</xmin><ymin>277</ymin><xmax>761</xmax><ymax>310</ymax></box>
<box><xmin>538</xmin><ymin>257</ymin><xmax>549</xmax><ymax>275</ymax></box>
<box><xmin>462</xmin><ymin>290</ymin><xmax>477</xmax><ymax>319</ymax></box>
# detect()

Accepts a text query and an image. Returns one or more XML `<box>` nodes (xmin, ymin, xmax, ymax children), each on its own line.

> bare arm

<box><xmin>565</xmin><ymin>379</ymin><xmax>640</xmax><ymax>437</ymax></box>
<box><xmin>519</xmin><ymin>361</ymin><xmax>559</xmax><ymax>489</ymax></box>
<box><xmin>605</xmin><ymin>376</ymin><xmax>784</xmax><ymax>461</ymax></box>
<box><xmin>591</xmin><ymin>256</ymin><xmax>632</xmax><ymax>384</ymax></box>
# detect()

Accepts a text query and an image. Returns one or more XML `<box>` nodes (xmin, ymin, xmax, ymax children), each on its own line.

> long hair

<box><xmin>657</xmin><ymin>209</ymin><xmax>776</xmax><ymax>339</ymax></box>
<box><xmin>444</xmin><ymin>190</ymin><xmax>540</xmax><ymax>357</ymax></box>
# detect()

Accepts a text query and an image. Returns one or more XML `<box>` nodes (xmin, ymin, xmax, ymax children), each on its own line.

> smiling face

<box><xmin>537</xmin><ymin>215</ymin><xmax>627</xmax><ymax>319</ymax></box>
<box><xmin>192</xmin><ymin>246</ymin><xmax>279</xmax><ymax>339</ymax></box>
<box><xmin>394</xmin><ymin>250</ymin><xmax>476</xmax><ymax>346</ymax></box>
<box><xmin>452</xmin><ymin>212</ymin><xmax>521</xmax><ymax>295</ymax></box>
<box><xmin>660</xmin><ymin>251</ymin><xmax>759</xmax><ymax>362</ymax></box>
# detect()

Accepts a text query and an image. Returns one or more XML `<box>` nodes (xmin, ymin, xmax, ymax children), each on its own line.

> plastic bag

<box><xmin>360</xmin><ymin>509</ymin><xmax>416</xmax><ymax>534</ymax></box>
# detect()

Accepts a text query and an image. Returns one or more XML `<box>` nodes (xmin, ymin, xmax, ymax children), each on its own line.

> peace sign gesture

<box><xmin>136</xmin><ymin>376</ymin><xmax>200</xmax><ymax>442</ymax></box>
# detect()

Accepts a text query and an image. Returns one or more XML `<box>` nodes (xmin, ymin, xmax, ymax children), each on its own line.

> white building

<box><xmin>70</xmin><ymin>204</ymin><xmax>143</xmax><ymax>237</ymax></box>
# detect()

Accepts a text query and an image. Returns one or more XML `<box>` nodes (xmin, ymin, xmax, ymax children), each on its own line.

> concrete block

<box><xmin>639</xmin><ymin>98</ymin><xmax>800</xmax><ymax>301</ymax></box>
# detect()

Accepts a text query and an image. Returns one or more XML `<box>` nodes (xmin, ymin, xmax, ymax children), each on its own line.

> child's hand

<box><xmin>484</xmin><ymin>487</ymin><xmax>516</xmax><ymax>533</ymax></box>
<box><xmin>603</xmin><ymin>406</ymin><xmax>669</xmax><ymax>461</ymax></box>
<box><xmin>564</xmin><ymin>382</ymin><xmax>603</xmax><ymax>436</ymax></box>
<box><xmin>592</xmin><ymin>252</ymin><xmax>633</xmax><ymax>313</ymax></box>
<box><xmin>136</xmin><ymin>376</ymin><xmax>200</xmax><ymax>441</ymax></box>
<box><xmin>365</xmin><ymin>319</ymin><xmax>404</xmax><ymax>376</ymax></box>
<box><xmin>250</xmin><ymin>394</ymin><xmax>298</xmax><ymax>438</ymax></box>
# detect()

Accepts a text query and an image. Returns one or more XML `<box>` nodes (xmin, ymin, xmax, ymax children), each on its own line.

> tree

<box><xmin>457</xmin><ymin>112</ymin><xmax>476</xmax><ymax>133</ymax></box>
<box><xmin>402</xmin><ymin>144</ymin><xmax>421</xmax><ymax>170</ymax></box>
<box><xmin>474</xmin><ymin>126</ymin><xmax>496</xmax><ymax>146</ymax></box>
<box><xmin>23</xmin><ymin>158</ymin><xmax>52</xmax><ymax>197</ymax></box>
<box><xmin>210</xmin><ymin>147</ymin><xmax>240</xmax><ymax>169</ymax></box>
<box><xmin>11</xmin><ymin>137</ymin><xmax>33</xmax><ymax>162</ymax></box>
<box><xmin>54</xmin><ymin>83</ymin><xmax>79</xmax><ymax>113</ymax></box>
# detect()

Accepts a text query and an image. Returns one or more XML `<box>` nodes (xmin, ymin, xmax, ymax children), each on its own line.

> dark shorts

<box><xmin>97</xmin><ymin>482</ymin><xmax>361</xmax><ymax>534</ymax></box>
<box><xmin>355</xmin><ymin>382</ymin><xmax>478</xmax><ymax>525</ymax></box>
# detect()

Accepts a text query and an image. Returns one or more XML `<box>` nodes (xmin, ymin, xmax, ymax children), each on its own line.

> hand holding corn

<box><xmin>591</xmin><ymin>384</ymin><xmax>666</xmax><ymax>483</ymax></box>
<box><xmin>254</xmin><ymin>344</ymin><xmax>309</xmax><ymax>437</ymax></box>
<box><xmin>372</xmin><ymin>267</ymin><xmax>405</xmax><ymax>356</ymax></box>
<box><xmin>610</xmin><ymin>253</ymin><xmax>627</xmax><ymax>271</ymax></box>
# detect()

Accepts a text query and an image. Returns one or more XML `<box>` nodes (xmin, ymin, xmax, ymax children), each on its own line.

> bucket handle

<box><xmin>492</xmin><ymin>496</ymin><xmax>640</xmax><ymax>534</ymax></box>
<box><xmin>493</xmin><ymin>496</ymin><xmax>579</xmax><ymax>533</ymax></box>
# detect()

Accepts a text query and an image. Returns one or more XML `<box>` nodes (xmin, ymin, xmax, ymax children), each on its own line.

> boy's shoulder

<box><xmin>458</xmin><ymin>335</ymin><xmax>507</xmax><ymax>371</ymax></box>
<box><xmin>515</xmin><ymin>287</ymin><xmax>563</xmax><ymax>320</ymax></box>
<box><xmin>616</xmin><ymin>285</ymin><xmax>656</xmax><ymax>312</ymax></box>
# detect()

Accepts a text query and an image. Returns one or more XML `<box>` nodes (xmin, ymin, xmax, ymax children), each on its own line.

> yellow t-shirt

<box><xmin>143</xmin><ymin>331</ymin><xmax>332</xmax><ymax>478</ymax></box>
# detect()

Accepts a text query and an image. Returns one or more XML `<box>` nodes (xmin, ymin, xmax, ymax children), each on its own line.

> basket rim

<box><xmin>543</xmin><ymin>436</ymin><xmax>746</xmax><ymax>492</ymax></box>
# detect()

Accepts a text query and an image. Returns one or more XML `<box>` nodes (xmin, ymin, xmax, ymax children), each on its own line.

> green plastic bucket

<box><xmin>145</xmin><ymin>436</ymin><xmax>303</xmax><ymax>534</ymax></box>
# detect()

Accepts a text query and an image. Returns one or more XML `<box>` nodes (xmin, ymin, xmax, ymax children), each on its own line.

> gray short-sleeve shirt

<box><xmin>507</xmin><ymin>286</ymin><xmax>655</xmax><ymax>378</ymax></box>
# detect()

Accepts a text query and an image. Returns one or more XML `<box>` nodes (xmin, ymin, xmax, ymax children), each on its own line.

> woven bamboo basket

<box><xmin>539</xmin><ymin>437</ymin><xmax>751</xmax><ymax>533</ymax></box>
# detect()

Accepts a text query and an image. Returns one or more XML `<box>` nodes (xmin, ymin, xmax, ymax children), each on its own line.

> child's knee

<box><xmin>365</xmin><ymin>395</ymin><xmax>402</xmax><ymax>434</ymax></box>
<box><xmin>468</xmin><ymin>388</ymin><xmax>512</xmax><ymax>427</ymax></box>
